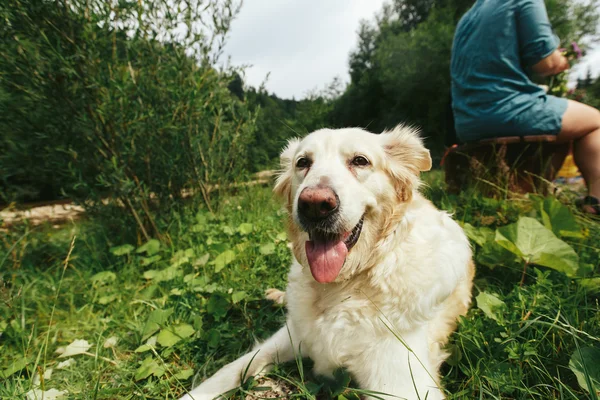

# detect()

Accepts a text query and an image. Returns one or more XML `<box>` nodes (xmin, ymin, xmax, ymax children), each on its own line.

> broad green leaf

<box><xmin>538</xmin><ymin>197</ymin><xmax>581</xmax><ymax>237</ymax></box>
<box><xmin>171</xmin><ymin>257</ymin><xmax>190</xmax><ymax>268</ymax></box>
<box><xmin>206</xmin><ymin>293</ymin><xmax>230</xmax><ymax>320</ymax></box>
<box><xmin>187</xmin><ymin>280</ymin><xmax>219</xmax><ymax>293</ymax></box>
<box><xmin>201</xmin><ymin>283</ymin><xmax>220</xmax><ymax>293</ymax></box>
<box><xmin>143</xmin><ymin>265</ymin><xmax>183</xmax><ymax>282</ymax></box>
<box><xmin>139</xmin><ymin>284</ymin><xmax>158</xmax><ymax>300</ymax></box>
<box><xmin>580</xmin><ymin>278</ymin><xmax>600</xmax><ymax>294</ymax></box>
<box><xmin>173</xmin><ymin>369</ymin><xmax>194</xmax><ymax>380</ymax></box>
<box><xmin>134</xmin><ymin>356</ymin><xmax>165</xmax><ymax>381</ymax></box>
<box><xmin>195</xmin><ymin>212</ymin><xmax>207</xmax><ymax>224</ymax></box>
<box><xmin>206</xmin><ymin>329</ymin><xmax>221</xmax><ymax>348</ymax></box>
<box><xmin>259</xmin><ymin>243</ymin><xmax>276</xmax><ymax>255</ymax></box>
<box><xmin>237</xmin><ymin>223</ymin><xmax>253</xmax><ymax>235</ymax></box>
<box><xmin>276</xmin><ymin>232</ymin><xmax>288</xmax><ymax>241</ymax></box>
<box><xmin>136</xmin><ymin>239</ymin><xmax>161</xmax><ymax>256</ymax></box>
<box><xmin>338</xmin><ymin>394</ymin><xmax>361</xmax><ymax>400</ymax></box>
<box><xmin>209</xmin><ymin>242</ymin><xmax>228</xmax><ymax>253</ymax></box>
<box><xmin>171</xmin><ymin>248</ymin><xmax>194</xmax><ymax>264</ymax></box>
<box><xmin>191</xmin><ymin>224</ymin><xmax>204</xmax><ymax>232</ymax></box>
<box><xmin>578</xmin><ymin>263</ymin><xmax>595</xmax><ymax>276</ymax></box>
<box><xmin>445</xmin><ymin>344</ymin><xmax>463</xmax><ymax>367</ymax></box>
<box><xmin>135</xmin><ymin>336</ymin><xmax>157</xmax><ymax>353</ymax></box>
<box><xmin>0</xmin><ymin>357</ymin><xmax>28</xmax><ymax>379</ymax></box>
<box><xmin>495</xmin><ymin>217</ymin><xmax>579</xmax><ymax>277</ymax></box>
<box><xmin>157</xmin><ymin>324</ymin><xmax>195</xmax><ymax>347</ymax></box>
<box><xmin>231</xmin><ymin>291</ymin><xmax>247</xmax><ymax>304</ymax></box>
<box><xmin>476</xmin><ymin>240</ymin><xmax>518</xmax><ymax>269</ymax></box>
<box><xmin>110</xmin><ymin>244</ymin><xmax>134</xmax><ymax>256</ymax></box>
<box><xmin>186</xmin><ymin>276</ymin><xmax>209</xmax><ymax>290</ymax></box>
<box><xmin>305</xmin><ymin>381</ymin><xmax>323</xmax><ymax>395</ymax></box>
<box><xmin>235</xmin><ymin>242</ymin><xmax>250</xmax><ymax>252</ymax></box>
<box><xmin>141</xmin><ymin>308</ymin><xmax>173</xmax><ymax>341</ymax></box>
<box><xmin>193</xmin><ymin>253</ymin><xmax>210</xmax><ymax>267</ymax></box>
<box><xmin>140</xmin><ymin>255</ymin><xmax>162</xmax><ymax>266</ymax></box>
<box><xmin>90</xmin><ymin>271</ymin><xmax>116</xmax><ymax>284</ymax></box>
<box><xmin>462</xmin><ymin>223</ymin><xmax>494</xmax><ymax>247</ymax></box>
<box><xmin>569</xmin><ymin>347</ymin><xmax>600</xmax><ymax>395</ymax></box>
<box><xmin>134</xmin><ymin>344</ymin><xmax>152</xmax><ymax>353</ymax></box>
<box><xmin>476</xmin><ymin>292</ymin><xmax>505</xmax><ymax>322</ymax></box>
<box><xmin>97</xmin><ymin>294</ymin><xmax>117</xmax><ymax>305</ymax></box>
<box><xmin>192</xmin><ymin>315</ymin><xmax>203</xmax><ymax>331</ymax></box>
<box><xmin>329</xmin><ymin>368</ymin><xmax>352</xmax><ymax>397</ymax></box>
<box><xmin>212</xmin><ymin>250</ymin><xmax>236</xmax><ymax>273</ymax></box>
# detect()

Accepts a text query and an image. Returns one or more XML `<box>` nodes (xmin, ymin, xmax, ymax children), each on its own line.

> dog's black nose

<box><xmin>298</xmin><ymin>186</ymin><xmax>339</xmax><ymax>221</ymax></box>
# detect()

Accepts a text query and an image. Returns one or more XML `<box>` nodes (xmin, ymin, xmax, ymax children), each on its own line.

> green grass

<box><xmin>1</xmin><ymin>174</ymin><xmax>599</xmax><ymax>399</ymax></box>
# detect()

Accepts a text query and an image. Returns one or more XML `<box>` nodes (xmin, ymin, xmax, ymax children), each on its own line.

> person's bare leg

<box><xmin>557</xmin><ymin>100</ymin><xmax>600</xmax><ymax>200</ymax></box>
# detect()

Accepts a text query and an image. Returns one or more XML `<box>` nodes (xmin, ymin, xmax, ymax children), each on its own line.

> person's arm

<box><xmin>517</xmin><ymin>0</ymin><xmax>562</xmax><ymax>74</ymax></box>
<box><xmin>531</xmin><ymin>49</ymin><xmax>570</xmax><ymax>77</ymax></box>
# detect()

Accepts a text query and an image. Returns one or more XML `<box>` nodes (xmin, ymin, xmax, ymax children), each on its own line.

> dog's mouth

<box><xmin>305</xmin><ymin>216</ymin><xmax>364</xmax><ymax>283</ymax></box>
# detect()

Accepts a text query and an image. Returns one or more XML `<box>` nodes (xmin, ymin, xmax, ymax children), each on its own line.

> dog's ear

<box><xmin>381</xmin><ymin>125</ymin><xmax>432</xmax><ymax>173</ymax></box>
<box><xmin>273</xmin><ymin>138</ymin><xmax>300</xmax><ymax>209</ymax></box>
<box><xmin>380</xmin><ymin>125</ymin><xmax>431</xmax><ymax>202</ymax></box>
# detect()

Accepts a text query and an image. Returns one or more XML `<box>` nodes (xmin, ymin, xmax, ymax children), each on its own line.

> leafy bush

<box><xmin>329</xmin><ymin>0</ymin><xmax>600</xmax><ymax>156</ymax></box>
<box><xmin>245</xmin><ymin>86</ymin><xmax>337</xmax><ymax>171</ymax></box>
<box><xmin>0</xmin><ymin>0</ymin><xmax>256</xmax><ymax>238</ymax></box>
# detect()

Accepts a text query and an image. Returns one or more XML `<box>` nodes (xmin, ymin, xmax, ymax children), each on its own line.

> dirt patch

<box><xmin>1</xmin><ymin>202</ymin><xmax>85</xmax><ymax>228</ymax></box>
<box><xmin>244</xmin><ymin>376</ymin><xmax>295</xmax><ymax>399</ymax></box>
<box><xmin>0</xmin><ymin>171</ymin><xmax>277</xmax><ymax>229</ymax></box>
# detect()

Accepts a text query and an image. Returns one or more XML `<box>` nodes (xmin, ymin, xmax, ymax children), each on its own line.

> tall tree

<box><xmin>330</xmin><ymin>0</ymin><xmax>599</xmax><ymax>158</ymax></box>
<box><xmin>577</xmin><ymin>68</ymin><xmax>594</xmax><ymax>89</ymax></box>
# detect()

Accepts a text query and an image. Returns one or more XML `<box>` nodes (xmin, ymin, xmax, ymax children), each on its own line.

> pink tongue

<box><xmin>305</xmin><ymin>239</ymin><xmax>348</xmax><ymax>283</ymax></box>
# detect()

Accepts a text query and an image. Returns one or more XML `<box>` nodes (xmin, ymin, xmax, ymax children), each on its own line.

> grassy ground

<box><xmin>1</xmin><ymin>171</ymin><xmax>599</xmax><ymax>399</ymax></box>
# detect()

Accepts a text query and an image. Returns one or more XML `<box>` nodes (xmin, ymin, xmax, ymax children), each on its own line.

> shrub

<box><xmin>0</xmin><ymin>0</ymin><xmax>256</xmax><ymax>239</ymax></box>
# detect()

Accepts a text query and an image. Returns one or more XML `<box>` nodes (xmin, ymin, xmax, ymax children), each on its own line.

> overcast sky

<box><xmin>223</xmin><ymin>0</ymin><xmax>599</xmax><ymax>99</ymax></box>
<box><xmin>223</xmin><ymin>0</ymin><xmax>386</xmax><ymax>99</ymax></box>
<box><xmin>571</xmin><ymin>44</ymin><xmax>600</xmax><ymax>84</ymax></box>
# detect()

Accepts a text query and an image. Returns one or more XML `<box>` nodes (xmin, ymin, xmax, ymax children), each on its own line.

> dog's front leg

<box><xmin>180</xmin><ymin>325</ymin><xmax>296</xmax><ymax>400</ymax></box>
<box><xmin>346</xmin><ymin>328</ymin><xmax>444</xmax><ymax>400</ymax></box>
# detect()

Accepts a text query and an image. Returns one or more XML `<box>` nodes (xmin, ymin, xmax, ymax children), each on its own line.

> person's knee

<box><xmin>572</xmin><ymin>101</ymin><xmax>600</xmax><ymax>131</ymax></box>
<box><xmin>592</xmin><ymin>108</ymin><xmax>600</xmax><ymax>130</ymax></box>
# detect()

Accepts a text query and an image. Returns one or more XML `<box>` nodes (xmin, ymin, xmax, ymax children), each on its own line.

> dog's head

<box><xmin>274</xmin><ymin>125</ymin><xmax>431</xmax><ymax>283</ymax></box>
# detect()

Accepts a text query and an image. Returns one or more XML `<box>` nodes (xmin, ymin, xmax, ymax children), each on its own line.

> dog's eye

<box><xmin>351</xmin><ymin>155</ymin><xmax>370</xmax><ymax>167</ymax></box>
<box><xmin>296</xmin><ymin>157</ymin><xmax>312</xmax><ymax>169</ymax></box>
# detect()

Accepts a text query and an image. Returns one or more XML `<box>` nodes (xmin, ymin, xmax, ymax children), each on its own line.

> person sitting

<box><xmin>450</xmin><ymin>0</ymin><xmax>600</xmax><ymax>215</ymax></box>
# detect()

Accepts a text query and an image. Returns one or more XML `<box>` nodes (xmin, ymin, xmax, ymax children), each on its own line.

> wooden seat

<box><xmin>443</xmin><ymin>135</ymin><xmax>569</xmax><ymax>196</ymax></box>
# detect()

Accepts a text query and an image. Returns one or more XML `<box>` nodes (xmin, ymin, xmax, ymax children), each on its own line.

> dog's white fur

<box><xmin>180</xmin><ymin>126</ymin><xmax>474</xmax><ymax>400</ymax></box>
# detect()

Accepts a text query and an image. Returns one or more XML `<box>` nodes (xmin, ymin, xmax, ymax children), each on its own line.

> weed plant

<box><xmin>1</xmin><ymin>174</ymin><xmax>599</xmax><ymax>399</ymax></box>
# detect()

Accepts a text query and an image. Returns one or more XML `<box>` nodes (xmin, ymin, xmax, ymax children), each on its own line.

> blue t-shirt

<box><xmin>451</xmin><ymin>0</ymin><xmax>568</xmax><ymax>142</ymax></box>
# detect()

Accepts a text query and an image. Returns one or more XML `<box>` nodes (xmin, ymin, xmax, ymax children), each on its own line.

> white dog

<box><xmin>180</xmin><ymin>126</ymin><xmax>474</xmax><ymax>400</ymax></box>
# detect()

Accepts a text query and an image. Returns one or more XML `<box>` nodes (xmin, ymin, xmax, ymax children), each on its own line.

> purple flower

<box><xmin>571</xmin><ymin>41</ymin><xmax>583</xmax><ymax>59</ymax></box>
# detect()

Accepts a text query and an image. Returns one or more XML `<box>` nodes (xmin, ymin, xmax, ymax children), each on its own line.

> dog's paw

<box><xmin>265</xmin><ymin>288</ymin><xmax>286</xmax><ymax>305</ymax></box>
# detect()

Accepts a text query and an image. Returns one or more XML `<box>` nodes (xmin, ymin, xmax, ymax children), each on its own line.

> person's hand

<box><xmin>532</xmin><ymin>49</ymin><xmax>570</xmax><ymax>77</ymax></box>
<box><xmin>555</xmin><ymin>54</ymin><xmax>570</xmax><ymax>74</ymax></box>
